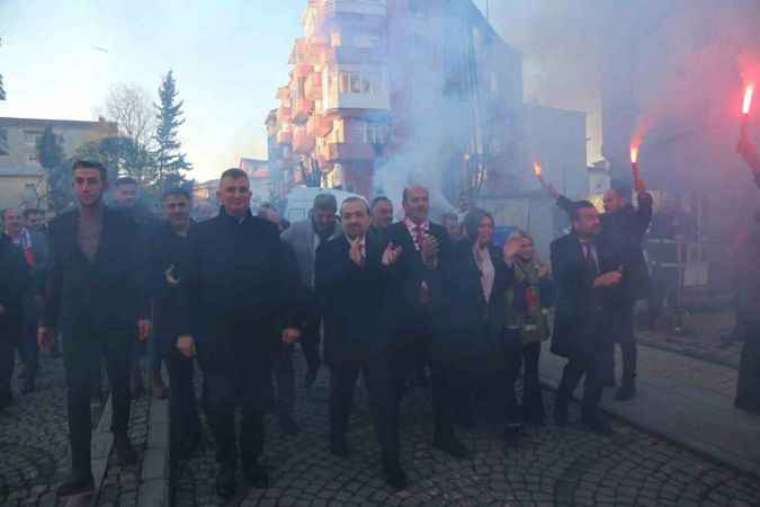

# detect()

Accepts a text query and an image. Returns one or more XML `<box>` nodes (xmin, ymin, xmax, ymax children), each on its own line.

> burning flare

<box><xmin>533</xmin><ymin>161</ymin><xmax>543</xmax><ymax>177</ymax></box>
<box><xmin>630</xmin><ymin>145</ymin><xmax>640</xmax><ymax>165</ymax></box>
<box><xmin>743</xmin><ymin>84</ymin><xmax>754</xmax><ymax>115</ymax></box>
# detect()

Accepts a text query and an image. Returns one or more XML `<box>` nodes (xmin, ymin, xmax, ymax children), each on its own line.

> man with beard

<box><xmin>147</xmin><ymin>189</ymin><xmax>201</xmax><ymax>459</ymax></box>
<box><xmin>547</xmin><ymin>178</ymin><xmax>652</xmax><ymax>400</ymax></box>
<box><xmin>176</xmin><ymin>168</ymin><xmax>303</xmax><ymax>498</ymax></box>
<box><xmin>383</xmin><ymin>185</ymin><xmax>468</xmax><ymax>458</ymax></box>
<box><xmin>370</xmin><ymin>196</ymin><xmax>394</xmax><ymax>239</ymax></box>
<box><xmin>551</xmin><ymin>201</ymin><xmax>624</xmax><ymax>434</ymax></box>
<box><xmin>315</xmin><ymin>197</ymin><xmax>406</xmax><ymax>488</ymax></box>
<box><xmin>38</xmin><ymin>160</ymin><xmax>150</xmax><ymax>497</ymax></box>
<box><xmin>3</xmin><ymin>207</ymin><xmax>48</xmax><ymax>393</ymax></box>
<box><xmin>279</xmin><ymin>193</ymin><xmax>342</xmax><ymax>432</ymax></box>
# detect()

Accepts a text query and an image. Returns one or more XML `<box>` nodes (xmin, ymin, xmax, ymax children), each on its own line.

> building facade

<box><xmin>0</xmin><ymin>116</ymin><xmax>117</xmax><ymax>210</ymax></box>
<box><xmin>270</xmin><ymin>0</ymin><xmax>527</xmax><ymax>203</ymax></box>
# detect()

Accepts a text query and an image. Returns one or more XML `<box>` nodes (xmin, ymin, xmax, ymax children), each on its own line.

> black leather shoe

<box><xmin>330</xmin><ymin>439</ymin><xmax>349</xmax><ymax>458</ymax></box>
<box><xmin>382</xmin><ymin>457</ymin><xmax>408</xmax><ymax>490</ymax></box>
<box><xmin>433</xmin><ymin>435</ymin><xmax>469</xmax><ymax>459</ymax></box>
<box><xmin>215</xmin><ymin>465</ymin><xmax>237</xmax><ymax>499</ymax></box>
<box><xmin>56</xmin><ymin>474</ymin><xmax>94</xmax><ymax>497</ymax></box>
<box><xmin>114</xmin><ymin>434</ymin><xmax>138</xmax><ymax>466</ymax></box>
<box><xmin>243</xmin><ymin>462</ymin><xmax>269</xmax><ymax>489</ymax></box>
<box><xmin>582</xmin><ymin>413</ymin><xmax>613</xmax><ymax>435</ymax></box>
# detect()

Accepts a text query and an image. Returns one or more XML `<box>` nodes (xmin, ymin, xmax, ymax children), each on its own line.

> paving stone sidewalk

<box><xmin>171</xmin><ymin>353</ymin><xmax>760</xmax><ymax>506</ymax></box>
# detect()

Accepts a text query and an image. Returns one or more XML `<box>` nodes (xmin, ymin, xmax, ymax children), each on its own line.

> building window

<box><xmin>338</xmin><ymin>71</ymin><xmax>374</xmax><ymax>95</ymax></box>
<box><xmin>364</xmin><ymin>123</ymin><xmax>387</xmax><ymax>144</ymax></box>
<box><xmin>24</xmin><ymin>130</ymin><xmax>42</xmax><ymax>147</ymax></box>
<box><xmin>0</xmin><ymin>128</ymin><xmax>8</xmax><ymax>156</ymax></box>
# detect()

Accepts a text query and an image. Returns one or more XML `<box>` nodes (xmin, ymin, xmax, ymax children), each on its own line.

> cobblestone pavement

<box><xmin>171</xmin><ymin>354</ymin><xmax>760</xmax><ymax>507</ymax></box>
<box><xmin>96</xmin><ymin>393</ymin><xmax>150</xmax><ymax>507</ymax></box>
<box><xmin>0</xmin><ymin>355</ymin><xmax>104</xmax><ymax>507</ymax></box>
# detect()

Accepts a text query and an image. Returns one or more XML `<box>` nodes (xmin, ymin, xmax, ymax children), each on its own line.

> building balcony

<box><xmin>304</xmin><ymin>72</ymin><xmax>323</xmax><ymax>101</ymax></box>
<box><xmin>323</xmin><ymin>89</ymin><xmax>390</xmax><ymax>112</ymax></box>
<box><xmin>277</xmin><ymin>106</ymin><xmax>292</xmax><ymax>123</ymax></box>
<box><xmin>321</xmin><ymin>46</ymin><xmax>385</xmax><ymax>65</ymax></box>
<box><xmin>307</xmin><ymin>114</ymin><xmax>333</xmax><ymax>137</ymax></box>
<box><xmin>277</xmin><ymin>129</ymin><xmax>293</xmax><ymax>144</ymax></box>
<box><xmin>293</xmin><ymin>62</ymin><xmax>313</xmax><ymax>79</ymax></box>
<box><xmin>293</xmin><ymin>97</ymin><xmax>315</xmax><ymax>123</ymax></box>
<box><xmin>318</xmin><ymin>142</ymin><xmax>374</xmax><ymax>162</ymax></box>
<box><xmin>318</xmin><ymin>0</ymin><xmax>387</xmax><ymax>18</ymax></box>
<box><xmin>293</xmin><ymin>126</ymin><xmax>316</xmax><ymax>154</ymax></box>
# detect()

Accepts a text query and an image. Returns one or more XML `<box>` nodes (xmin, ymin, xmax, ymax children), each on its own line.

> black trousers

<box><xmin>736</xmin><ymin>323</ymin><xmax>760</xmax><ymax>410</ymax></box>
<box><xmin>556</xmin><ymin>339</ymin><xmax>609</xmax><ymax>417</ymax></box>
<box><xmin>611</xmin><ymin>301</ymin><xmax>637</xmax><ymax>384</ymax></box>
<box><xmin>200</xmin><ymin>337</ymin><xmax>272</xmax><ymax>468</ymax></box>
<box><xmin>300</xmin><ymin>317</ymin><xmax>321</xmax><ymax>374</ymax></box>
<box><xmin>0</xmin><ymin>322</ymin><xmax>20</xmax><ymax>401</ymax></box>
<box><xmin>63</xmin><ymin>328</ymin><xmax>132</xmax><ymax>478</ymax></box>
<box><xmin>166</xmin><ymin>347</ymin><xmax>200</xmax><ymax>449</ymax></box>
<box><xmin>520</xmin><ymin>342</ymin><xmax>545</xmax><ymax>422</ymax></box>
<box><xmin>273</xmin><ymin>343</ymin><xmax>295</xmax><ymax>419</ymax></box>
<box><xmin>329</xmin><ymin>355</ymin><xmax>397</xmax><ymax>459</ymax></box>
<box><xmin>20</xmin><ymin>300</ymin><xmax>40</xmax><ymax>381</ymax></box>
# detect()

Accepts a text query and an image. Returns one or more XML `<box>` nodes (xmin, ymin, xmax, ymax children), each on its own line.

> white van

<box><xmin>283</xmin><ymin>186</ymin><xmax>362</xmax><ymax>223</ymax></box>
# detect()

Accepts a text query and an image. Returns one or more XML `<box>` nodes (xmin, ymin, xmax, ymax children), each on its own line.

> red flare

<box><xmin>743</xmin><ymin>84</ymin><xmax>754</xmax><ymax>115</ymax></box>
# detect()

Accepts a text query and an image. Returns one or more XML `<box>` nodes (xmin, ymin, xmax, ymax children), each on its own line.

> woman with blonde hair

<box><xmin>504</xmin><ymin>229</ymin><xmax>555</xmax><ymax>426</ymax></box>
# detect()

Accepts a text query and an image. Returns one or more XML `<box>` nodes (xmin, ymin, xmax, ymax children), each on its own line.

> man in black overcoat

<box><xmin>175</xmin><ymin>168</ymin><xmax>304</xmax><ymax>499</ymax></box>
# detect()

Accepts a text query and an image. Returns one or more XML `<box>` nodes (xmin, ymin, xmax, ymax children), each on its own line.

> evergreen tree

<box><xmin>37</xmin><ymin>126</ymin><xmax>70</xmax><ymax>213</ymax></box>
<box><xmin>153</xmin><ymin>70</ymin><xmax>191</xmax><ymax>190</ymax></box>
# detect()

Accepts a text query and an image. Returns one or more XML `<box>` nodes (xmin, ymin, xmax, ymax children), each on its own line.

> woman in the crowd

<box><xmin>434</xmin><ymin>208</ymin><xmax>519</xmax><ymax>437</ymax></box>
<box><xmin>504</xmin><ymin>230</ymin><xmax>555</xmax><ymax>426</ymax></box>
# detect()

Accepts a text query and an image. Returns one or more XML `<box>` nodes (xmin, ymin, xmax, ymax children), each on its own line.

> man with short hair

<box><xmin>0</xmin><ymin>229</ymin><xmax>30</xmax><ymax>409</ymax></box>
<box><xmin>383</xmin><ymin>185</ymin><xmax>468</xmax><ymax>458</ymax></box>
<box><xmin>176</xmin><ymin>168</ymin><xmax>304</xmax><ymax>498</ymax></box>
<box><xmin>148</xmin><ymin>189</ymin><xmax>201</xmax><ymax>459</ymax></box>
<box><xmin>112</xmin><ymin>176</ymin><xmax>163</xmax><ymax>398</ymax></box>
<box><xmin>23</xmin><ymin>208</ymin><xmax>46</xmax><ymax>232</ymax></box>
<box><xmin>279</xmin><ymin>193</ymin><xmax>342</xmax><ymax>430</ymax></box>
<box><xmin>441</xmin><ymin>212</ymin><xmax>461</xmax><ymax>241</ymax></box>
<box><xmin>39</xmin><ymin>160</ymin><xmax>151</xmax><ymax>497</ymax></box>
<box><xmin>4</xmin><ymin>207</ymin><xmax>48</xmax><ymax>393</ymax></box>
<box><xmin>370</xmin><ymin>196</ymin><xmax>394</xmax><ymax>234</ymax></box>
<box><xmin>316</xmin><ymin>197</ymin><xmax>406</xmax><ymax>488</ymax></box>
<box><xmin>551</xmin><ymin>201</ymin><xmax>624</xmax><ymax>434</ymax></box>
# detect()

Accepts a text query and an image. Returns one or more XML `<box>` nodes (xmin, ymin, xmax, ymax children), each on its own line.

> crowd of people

<box><xmin>0</xmin><ymin>135</ymin><xmax>759</xmax><ymax>500</ymax></box>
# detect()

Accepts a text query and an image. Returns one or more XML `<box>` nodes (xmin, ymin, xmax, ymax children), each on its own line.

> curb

<box><xmin>137</xmin><ymin>395</ymin><xmax>170</xmax><ymax>507</ymax></box>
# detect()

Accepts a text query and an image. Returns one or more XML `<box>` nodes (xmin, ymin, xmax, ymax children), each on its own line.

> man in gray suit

<box><xmin>279</xmin><ymin>193</ymin><xmax>342</xmax><ymax>432</ymax></box>
<box><xmin>3</xmin><ymin>207</ymin><xmax>48</xmax><ymax>393</ymax></box>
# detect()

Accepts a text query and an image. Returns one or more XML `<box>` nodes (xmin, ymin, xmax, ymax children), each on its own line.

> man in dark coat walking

<box><xmin>315</xmin><ymin>196</ymin><xmax>406</xmax><ymax>488</ymax></box>
<box><xmin>383</xmin><ymin>185</ymin><xmax>468</xmax><ymax>458</ymax></box>
<box><xmin>38</xmin><ymin>160</ymin><xmax>151</xmax><ymax>497</ymax></box>
<box><xmin>147</xmin><ymin>188</ymin><xmax>201</xmax><ymax>460</ymax></box>
<box><xmin>0</xmin><ymin>232</ymin><xmax>30</xmax><ymax>409</ymax></box>
<box><xmin>551</xmin><ymin>201</ymin><xmax>624</xmax><ymax>434</ymax></box>
<box><xmin>175</xmin><ymin>168</ymin><xmax>304</xmax><ymax>499</ymax></box>
<box><xmin>553</xmin><ymin>180</ymin><xmax>652</xmax><ymax>400</ymax></box>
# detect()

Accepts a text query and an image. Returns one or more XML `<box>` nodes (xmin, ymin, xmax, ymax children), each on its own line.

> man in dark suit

<box><xmin>175</xmin><ymin>168</ymin><xmax>304</xmax><ymax>499</ymax></box>
<box><xmin>370</xmin><ymin>195</ymin><xmax>394</xmax><ymax>238</ymax></box>
<box><xmin>3</xmin><ymin>207</ymin><xmax>48</xmax><ymax>393</ymax></box>
<box><xmin>551</xmin><ymin>178</ymin><xmax>652</xmax><ymax>400</ymax></box>
<box><xmin>147</xmin><ymin>188</ymin><xmax>201</xmax><ymax>460</ymax></box>
<box><xmin>384</xmin><ymin>185</ymin><xmax>468</xmax><ymax>458</ymax></box>
<box><xmin>38</xmin><ymin>160</ymin><xmax>151</xmax><ymax>497</ymax></box>
<box><xmin>551</xmin><ymin>200</ymin><xmax>624</xmax><ymax>434</ymax></box>
<box><xmin>0</xmin><ymin>232</ymin><xmax>30</xmax><ymax>409</ymax></box>
<box><xmin>315</xmin><ymin>196</ymin><xmax>406</xmax><ymax>488</ymax></box>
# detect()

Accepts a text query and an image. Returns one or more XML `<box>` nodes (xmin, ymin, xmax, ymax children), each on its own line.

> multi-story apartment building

<box><xmin>270</xmin><ymin>0</ymin><xmax>527</xmax><ymax>201</ymax></box>
<box><xmin>0</xmin><ymin>116</ymin><xmax>117</xmax><ymax>210</ymax></box>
